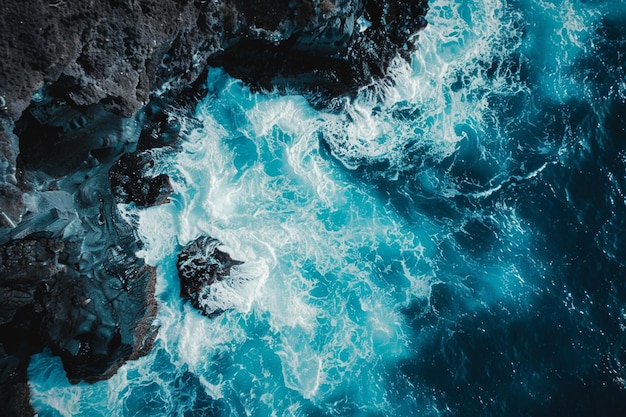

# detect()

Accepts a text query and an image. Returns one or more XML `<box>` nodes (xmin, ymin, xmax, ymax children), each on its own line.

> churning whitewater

<box><xmin>29</xmin><ymin>0</ymin><xmax>626</xmax><ymax>416</ymax></box>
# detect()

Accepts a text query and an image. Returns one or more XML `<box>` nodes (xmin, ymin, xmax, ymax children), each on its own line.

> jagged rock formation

<box><xmin>211</xmin><ymin>0</ymin><xmax>429</xmax><ymax>103</ymax></box>
<box><xmin>177</xmin><ymin>236</ymin><xmax>244</xmax><ymax>318</ymax></box>
<box><xmin>0</xmin><ymin>0</ymin><xmax>428</xmax><ymax>415</ymax></box>
<box><xmin>0</xmin><ymin>201</ymin><xmax>158</xmax><ymax>416</ymax></box>
<box><xmin>0</xmin><ymin>0</ymin><xmax>226</xmax><ymax>226</ymax></box>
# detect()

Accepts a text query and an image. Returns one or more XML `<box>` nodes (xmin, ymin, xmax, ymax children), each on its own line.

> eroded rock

<box><xmin>0</xmin><ymin>214</ymin><xmax>157</xmax><ymax>403</ymax></box>
<box><xmin>109</xmin><ymin>151</ymin><xmax>173</xmax><ymax>208</ymax></box>
<box><xmin>210</xmin><ymin>0</ymin><xmax>429</xmax><ymax>104</ymax></box>
<box><xmin>177</xmin><ymin>236</ymin><xmax>244</xmax><ymax>318</ymax></box>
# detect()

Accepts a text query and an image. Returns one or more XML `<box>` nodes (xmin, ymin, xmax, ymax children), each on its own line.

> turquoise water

<box><xmin>29</xmin><ymin>0</ymin><xmax>626</xmax><ymax>415</ymax></box>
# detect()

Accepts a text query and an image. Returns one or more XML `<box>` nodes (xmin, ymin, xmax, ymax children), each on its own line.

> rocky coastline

<box><xmin>0</xmin><ymin>0</ymin><xmax>428</xmax><ymax>414</ymax></box>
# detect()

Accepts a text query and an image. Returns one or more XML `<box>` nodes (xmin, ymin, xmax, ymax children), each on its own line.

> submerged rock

<box><xmin>177</xmin><ymin>236</ymin><xmax>244</xmax><ymax>318</ymax></box>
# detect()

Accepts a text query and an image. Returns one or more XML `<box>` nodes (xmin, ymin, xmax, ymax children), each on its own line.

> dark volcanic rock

<box><xmin>107</xmin><ymin>92</ymin><xmax>204</xmax><ymax>209</ymax></box>
<box><xmin>0</xmin><ymin>0</ymin><xmax>223</xmax><ymax>120</ymax></box>
<box><xmin>0</xmin><ymin>233</ymin><xmax>65</xmax><ymax>327</ymax></box>
<box><xmin>0</xmin><ymin>0</ymin><xmax>225</xmax><ymax>226</ymax></box>
<box><xmin>177</xmin><ymin>236</ymin><xmax>244</xmax><ymax>318</ymax></box>
<box><xmin>109</xmin><ymin>151</ymin><xmax>174</xmax><ymax>208</ymax></box>
<box><xmin>211</xmin><ymin>0</ymin><xmax>429</xmax><ymax>104</ymax></box>
<box><xmin>1</xmin><ymin>109</ymin><xmax>159</xmax><ymax>416</ymax></box>
<box><xmin>0</xmin><ymin>194</ymin><xmax>158</xmax><ymax>408</ymax></box>
<box><xmin>15</xmin><ymin>94</ymin><xmax>141</xmax><ymax>178</ymax></box>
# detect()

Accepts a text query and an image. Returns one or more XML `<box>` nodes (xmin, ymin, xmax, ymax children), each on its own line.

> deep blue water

<box><xmin>28</xmin><ymin>0</ymin><xmax>626</xmax><ymax>416</ymax></box>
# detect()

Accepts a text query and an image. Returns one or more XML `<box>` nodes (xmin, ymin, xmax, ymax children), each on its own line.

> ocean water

<box><xmin>28</xmin><ymin>0</ymin><xmax>626</xmax><ymax>416</ymax></box>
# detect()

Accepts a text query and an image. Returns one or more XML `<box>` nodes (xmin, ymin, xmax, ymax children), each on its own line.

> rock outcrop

<box><xmin>0</xmin><ymin>0</ymin><xmax>226</xmax><ymax>226</ymax></box>
<box><xmin>177</xmin><ymin>236</ymin><xmax>244</xmax><ymax>318</ymax></box>
<box><xmin>211</xmin><ymin>0</ymin><xmax>429</xmax><ymax>104</ymax></box>
<box><xmin>0</xmin><ymin>0</ymin><xmax>428</xmax><ymax>414</ymax></box>
<box><xmin>0</xmin><ymin>175</ymin><xmax>159</xmax><ymax>414</ymax></box>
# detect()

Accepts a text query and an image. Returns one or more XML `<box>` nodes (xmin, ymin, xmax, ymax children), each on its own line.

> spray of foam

<box><xmin>123</xmin><ymin>72</ymin><xmax>442</xmax><ymax>413</ymax></box>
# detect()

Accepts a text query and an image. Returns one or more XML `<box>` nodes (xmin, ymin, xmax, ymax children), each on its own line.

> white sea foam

<box><xmin>127</xmin><ymin>76</ymin><xmax>441</xmax><ymax>410</ymax></box>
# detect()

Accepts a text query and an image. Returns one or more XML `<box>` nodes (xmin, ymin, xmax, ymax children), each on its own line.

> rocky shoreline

<box><xmin>0</xmin><ymin>0</ymin><xmax>428</xmax><ymax>414</ymax></box>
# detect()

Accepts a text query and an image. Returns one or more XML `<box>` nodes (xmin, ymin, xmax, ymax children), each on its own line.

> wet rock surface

<box><xmin>177</xmin><ymin>236</ymin><xmax>244</xmax><ymax>318</ymax></box>
<box><xmin>109</xmin><ymin>152</ymin><xmax>174</xmax><ymax>208</ymax></box>
<box><xmin>0</xmin><ymin>0</ymin><xmax>429</xmax><ymax>414</ymax></box>
<box><xmin>211</xmin><ymin>0</ymin><xmax>429</xmax><ymax>104</ymax></box>
<box><xmin>0</xmin><ymin>187</ymin><xmax>158</xmax><ymax>413</ymax></box>
<box><xmin>0</xmin><ymin>0</ymin><xmax>224</xmax><ymax>227</ymax></box>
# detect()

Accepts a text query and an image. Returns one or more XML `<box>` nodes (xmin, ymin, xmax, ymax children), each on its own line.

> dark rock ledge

<box><xmin>0</xmin><ymin>0</ymin><xmax>428</xmax><ymax>415</ymax></box>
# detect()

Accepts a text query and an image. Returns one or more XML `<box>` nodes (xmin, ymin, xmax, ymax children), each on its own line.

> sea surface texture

<box><xmin>29</xmin><ymin>0</ymin><xmax>626</xmax><ymax>415</ymax></box>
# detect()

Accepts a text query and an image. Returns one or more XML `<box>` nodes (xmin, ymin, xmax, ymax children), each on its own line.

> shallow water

<box><xmin>29</xmin><ymin>0</ymin><xmax>626</xmax><ymax>415</ymax></box>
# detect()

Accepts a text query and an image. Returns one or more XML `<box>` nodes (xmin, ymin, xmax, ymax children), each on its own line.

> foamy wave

<box><xmin>197</xmin><ymin>260</ymin><xmax>267</xmax><ymax>317</ymax></box>
<box><xmin>319</xmin><ymin>0</ymin><xmax>528</xmax><ymax>185</ymax></box>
